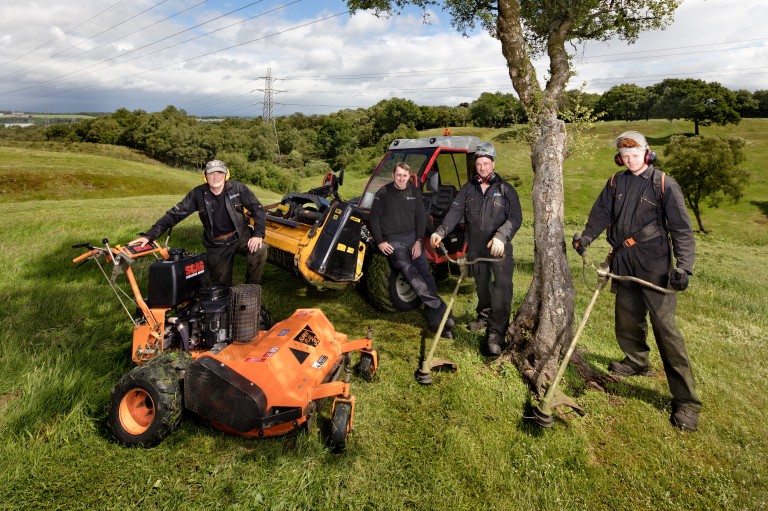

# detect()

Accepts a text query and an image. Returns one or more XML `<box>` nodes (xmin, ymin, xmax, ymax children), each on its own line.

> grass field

<box><xmin>0</xmin><ymin>120</ymin><xmax>766</xmax><ymax>510</ymax></box>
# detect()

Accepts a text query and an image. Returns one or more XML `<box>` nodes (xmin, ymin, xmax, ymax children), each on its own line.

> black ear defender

<box><xmin>614</xmin><ymin>150</ymin><xmax>657</xmax><ymax>166</ymax></box>
<box><xmin>475</xmin><ymin>172</ymin><xmax>496</xmax><ymax>184</ymax></box>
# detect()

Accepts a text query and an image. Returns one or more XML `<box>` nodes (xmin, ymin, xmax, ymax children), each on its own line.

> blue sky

<box><xmin>0</xmin><ymin>0</ymin><xmax>765</xmax><ymax>116</ymax></box>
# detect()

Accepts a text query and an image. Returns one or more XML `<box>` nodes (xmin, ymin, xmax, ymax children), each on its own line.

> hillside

<box><xmin>0</xmin><ymin>120</ymin><xmax>766</xmax><ymax>510</ymax></box>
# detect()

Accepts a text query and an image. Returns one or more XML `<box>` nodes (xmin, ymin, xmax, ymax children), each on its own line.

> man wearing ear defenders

<box><xmin>430</xmin><ymin>142</ymin><xmax>522</xmax><ymax>356</ymax></box>
<box><xmin>130</xmin><ymin>159</ymin><xmax>268</xmax><ymax>287</ymax></box>
<box><xmin>573</xmin><ymin>131</ymin><xmax>701</xmax><ymax>432</ymax></box>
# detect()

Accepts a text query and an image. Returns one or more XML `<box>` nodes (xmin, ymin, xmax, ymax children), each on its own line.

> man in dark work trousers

<box><xmin>573</xmin><ymin>130</ymin><xmax>701</xmax><ymax>432</ymax></box>
<box><xmin>130</xmin><ymin>159</ymin><xmax>268</xmax><ymax>287</ymax></box>
<box><xmin>369</xmin><ymin>161</ymin><xmax>454</xmax><ymax>338</ymax></box>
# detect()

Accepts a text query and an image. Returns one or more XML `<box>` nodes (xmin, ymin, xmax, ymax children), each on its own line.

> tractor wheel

<box><xmin>108</xmin><ymin>352</ymin><xmax>191</xmax><ymax>447</ymax></box>
<box><xmin>356</xmin><ymin>351</ymin><xmax>377</xmax><ymax>382</ymax></box>
<box><xmin>329</xmin><ymin>402</ymin><xmax>352</xmax><ymax>454</ymax></box>
<box><xmin>364</xmin><ymin>253</ymin><xmax>420</xmax><ymax>313</ymax></box>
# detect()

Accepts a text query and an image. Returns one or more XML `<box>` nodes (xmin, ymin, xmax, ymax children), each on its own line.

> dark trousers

<box><xmin>388</xmin><ymin>244</ymin><xmax>446</xmax><ymax>329</ymax></box>
<box><xmin>207</xmin><ymin>236</ymin><xmax>268</xmax><ymax>287</ymax></box>
<box><xmin>615</xmin><ymin>280</ymin><xmax>701</xmax><ymax>412</ymax></box>
<box><xmin>472</xmin><ymin>248</ymin><xmax>514</xmax><ymax>336</ymax></box>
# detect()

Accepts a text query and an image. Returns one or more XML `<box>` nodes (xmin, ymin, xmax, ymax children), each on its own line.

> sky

<box><xmin>0</xmin><ymin>0</ymin><xmax>765</xmax><ymax>117</ymax></box>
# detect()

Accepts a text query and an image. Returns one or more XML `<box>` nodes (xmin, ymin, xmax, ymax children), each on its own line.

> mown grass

<box><xmin>0</xmin><ymin>120</ymin><xmax>766</xmax><ymax>510</ymax></box>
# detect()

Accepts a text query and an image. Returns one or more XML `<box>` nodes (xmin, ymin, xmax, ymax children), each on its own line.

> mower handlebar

<box><xmin>71</xmin><ymin>238</ymin><xmax>170</xmax><ymax>266</ymax></box>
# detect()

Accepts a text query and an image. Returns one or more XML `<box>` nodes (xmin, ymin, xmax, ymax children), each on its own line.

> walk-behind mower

<box><xmin>72</xmin><ymin>238</ymin><xmax>378</xmax><ymax>452</ymax></box>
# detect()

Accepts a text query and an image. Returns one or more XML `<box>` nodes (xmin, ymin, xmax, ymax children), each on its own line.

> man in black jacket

<box><xmin>130</xmin><ymin>159</ymin><xmax>268</xmax><ymax>287</ymax></box>
<box><xmin>572</xmin><ymin>131</ymin><xmax>701</xmax><ymax>431</ymax></box>
<box><xmin>430</xmin><ymin>142</ymin><xmax>523</xmax><ymax>355</ymax></box>
<box><xmin>369</xmin><ymin>162</ymin><xmax>454</xmax><ymax>338</ymax></box>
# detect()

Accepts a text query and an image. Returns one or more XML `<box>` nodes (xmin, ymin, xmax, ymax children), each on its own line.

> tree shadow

<box><xmin>751</xmin><ymin>200</ymin><xmax>768</xmax><ymax>219</ymax></box>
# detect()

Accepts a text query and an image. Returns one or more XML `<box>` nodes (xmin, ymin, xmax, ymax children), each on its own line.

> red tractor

<box><xmin>264</xmin><ymin>135</ymin><xmax>481</xmax><ymax>312</ymax></box>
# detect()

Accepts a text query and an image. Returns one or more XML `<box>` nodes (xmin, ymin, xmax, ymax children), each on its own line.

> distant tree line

<box><xmin>2</xmin><ymin>79</ymin><xmax>766</xmax><ymax>193</ymax></box>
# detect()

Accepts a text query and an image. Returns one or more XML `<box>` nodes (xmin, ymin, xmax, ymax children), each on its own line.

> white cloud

<box><xmin>0</xmin><ymin>0</ymin><xmax>765</xmax><ymax>115</ymax></box>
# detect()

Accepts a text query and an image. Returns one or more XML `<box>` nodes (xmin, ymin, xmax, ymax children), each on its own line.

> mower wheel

<box><xmin>364</xmin><ymin>253</ymin><xmax>419</xmax><ymax>313</ymax></box>
<box><xmin>259</xmin><ymin>305</ymin><xmax>273</xmax><ymax>331</ymax></box>
<box><xmin>109</xmin><ymin>352</ymin><xmax>190</xmax><ymax>447</ymax></box>
<box><xmin>329</xmin><ymin>402</ymin><xmax>352</xmax><ymax>454</ymax></box>
<box><xmin>356</xmin><ymin>351</ymin><xmax>377</xmax><ymax>382</ymax></box>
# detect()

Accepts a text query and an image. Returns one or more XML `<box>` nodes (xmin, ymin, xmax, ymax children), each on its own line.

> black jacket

<box><xmin>144</xmin><ymin>180</ymin><xmax>266</xmax><ymax>249</ymax></box>
<box><xmin>369</xmin><ymin>182</ymin><xmax>426</xmax><ymax>244</ymax></box>
<box><xmin>582</xmin><ymin>165</ymin><xmax>695</xmax><ymax>285</ymax></box>
<box><xmin>436</xmin><ymin>175</ymin><xmax>522</xmax><ymax>258</ymax></box>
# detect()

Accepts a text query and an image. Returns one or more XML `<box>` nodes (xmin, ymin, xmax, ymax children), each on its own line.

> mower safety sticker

<box><xmin>246</xmin><ymin>348</ymin><xmax>277</xmax><ymax>363</ymax></box>
<box><xmin>185</xmin><ymin>260</ymin><xmax>205</xmax><ymax>279</ymax></box>
<box><xmin>312</xmin><ymin>355</ymin><xmax>328</xmax><ymax>369</ymax></box>
<box><xmin>294</xmin><ymin>326</ymin><xmax>320</xmax><ymax>347</ymax></box>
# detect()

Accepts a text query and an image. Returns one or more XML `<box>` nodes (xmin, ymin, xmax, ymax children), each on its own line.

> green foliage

<box><xmin>650</xmin><ymin>79</ymin><xmax>741</xmax><ymax>135</ymax></box>
<box><xmin>663</xmin><ymin>135</ymin><xmax>751</xmax><ymax>232</ymax></box>
<box><xmin>595</xmin><ymin>84</ymin><xmax>651</xmax><ymax>121</ymax></box>
<box><xmin>470</xmin><ymin>92</ymin><xmax>526</xmax><ymax>128</ymax></box>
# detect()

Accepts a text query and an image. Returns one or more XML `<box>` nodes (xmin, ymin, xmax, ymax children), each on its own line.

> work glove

<box><xmin>572</xmin><ymin>233</ymin><xmax>591</xmax><ymax>256</ymax></box>
<box><xmin>430</xmin><ymin>232</ymin><xmax>443</xmax><ymax>248</ymax></box>
<box><xmin>488</xmin><ymin>237</ymin><xmax>505</xmax><ymax>257</ymax></box>
<box><xmin>670</xmin><ymin>268</ymin><xmax>689</xmax><ymax>291</ymax></box>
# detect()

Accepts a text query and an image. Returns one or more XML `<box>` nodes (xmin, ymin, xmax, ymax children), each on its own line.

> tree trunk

<box><xmin>502</xmin><ymin>113</ymin><xmax>575</xmax><ymax>395</ymax></box>
<box><xmin>691</xmin><ymin>202</ymin><xmax>709</xmax><ymax>233</ymax></box>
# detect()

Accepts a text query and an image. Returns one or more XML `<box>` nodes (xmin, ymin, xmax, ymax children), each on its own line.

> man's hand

<box><xmin>247</xmin><ymin>236</ymin><xmax>263</xmax><ymax>253</ymax></box>
<box><xmin>411</xmin><ymin>241</ymin><xmax>422</xmax><ymax>260</ymax></box>
<box><xmin>430</xmin><ymin>233</ymin><xmax>442</xmax><ymax>249</ymax></box>
<box><xmin>129</xmin><ymin>236</ymin><xmax>150</xmax><ymax>247</ymax></box>
<box><xmin>378</xmin><ymin>241</ymin><xmax>394</xmax><ymax>256</ymax></box>
<box><xmin>488</xmin><ymin>237</ymin><xmax>504</xmax><ymax>257</ymax></box>
<box><xmin>670</xmin><ymin>268</ymin><xmax>689</xmax><ymax>291</ymax></box>
<box><xmin>572</xmin><ymin>233</ymin><xmax>591</xmax><ymax>256</ymax></box>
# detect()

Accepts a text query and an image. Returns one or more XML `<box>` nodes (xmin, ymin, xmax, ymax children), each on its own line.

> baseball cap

<box><xmin>204</xmin><ymin>159</ymin><xmax>228</xmax><ymax>174</ymax></box>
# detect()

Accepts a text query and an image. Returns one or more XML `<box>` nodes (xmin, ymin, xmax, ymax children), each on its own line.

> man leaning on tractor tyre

<box><xmin>130</xmin><ymin>159</ymin><xmax>268</xmax><ymax>287</ymax></box>
<box><xmin>431</xmin><ymin>142</ymin><xmax>522</xmax><ymax>356</ymax></box>
<box><xmin>369</xmin><ymin>162</ymin><xmax>455</xmax><ymax>339</ymax></box>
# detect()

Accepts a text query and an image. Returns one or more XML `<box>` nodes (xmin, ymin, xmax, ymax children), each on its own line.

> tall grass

<box><xmin>0</xmin><ymin>120</ymin><xmax>766</xmax><ymax>510</ymax></box>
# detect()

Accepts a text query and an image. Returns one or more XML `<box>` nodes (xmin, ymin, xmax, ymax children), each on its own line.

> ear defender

<box><xmin>475</xmin><ymin>172</ymin><xmax>496</xmax><ymax>184</ymax></box>
<box><xmin>614</xmin><ymin>150</ymin><xmax>657</xmax><ymax>166</ymax></box>
<box><xmin>202</xmin><ymin>168</ymin><xmax>231</xmax><ymax>183</ymax></box>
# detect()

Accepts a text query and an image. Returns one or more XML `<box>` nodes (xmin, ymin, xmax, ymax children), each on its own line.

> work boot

<box><xmin>670</xmin><ymin>406</ymin><xmax>699</xmax><ymax>432</ymax></box>
<box><xmin>467</xmin><ymin>317</ymin><xmax>487</xmax><ymax>332</ymax></box>
<box><xmin>608</xmin><ymin>359</ymin><xmax>655</xmax><ymax>377</ymax></box>
<box><xmin>483</xmin><ymin>332</ymin><xmax>504</xmax><ymax>356</ymax></box>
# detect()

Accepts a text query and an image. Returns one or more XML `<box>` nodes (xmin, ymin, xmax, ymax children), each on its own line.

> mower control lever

<box><xmin>71</xmin><ymin>242</ymin><xmax>95</xmax><ymax>250</ymax></box>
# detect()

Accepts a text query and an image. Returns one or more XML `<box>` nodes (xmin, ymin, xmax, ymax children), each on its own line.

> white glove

<box><xmin>430</xmin><ymin>232</ymin><xmax>443</xmax><ymax>248</ymax></box>
<box><xmin>488</xmin><ymin>237</ymin><xmax>505</xmax><ymax>257</ymax></box>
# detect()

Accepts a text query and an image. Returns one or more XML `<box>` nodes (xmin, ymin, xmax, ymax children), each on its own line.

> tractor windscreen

<box><xmin>359</xmin><ymin>150</ymin><xmax>432</xmax><ymax>209</ymax></box>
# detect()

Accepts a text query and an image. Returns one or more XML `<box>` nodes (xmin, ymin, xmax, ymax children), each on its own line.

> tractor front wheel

<box><xmin>109</xmin><ymin>352</ymin><xmax>190</xmax><ymax>447</ymax></box>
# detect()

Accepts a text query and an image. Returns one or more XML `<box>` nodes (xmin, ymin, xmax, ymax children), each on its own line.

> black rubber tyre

<box><xmin>329</xmin><ymin>402</ymin><xmax>352</xmax><ymax>454</ymax></box>
<box><xmin>356</xmin><ymin>351</ymin><xmax>376</xmax><ymax>382</ymax></box>
<box><xmin>108</xmin><ymin>351</ymin><xmax>191</xmax><ymax>447</ymax></box>
<box><xmin>259</xmin><ymin>305</ymin><xmax>273</xmax><ymax>331</ymax></box>
<box><xmin>363</xmin><ymin>253</ymin><xmax>420</xmax><ymax>312</ymax></box>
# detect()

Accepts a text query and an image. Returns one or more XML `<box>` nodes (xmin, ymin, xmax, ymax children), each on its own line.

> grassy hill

<box><xmin>0</xmin><ymin>120</ymin><xmax>766</xmax><ymax>510</ymax></box>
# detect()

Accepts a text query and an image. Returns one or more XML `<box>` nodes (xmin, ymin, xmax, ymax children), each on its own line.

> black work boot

<box><xmin>483</xmin><ymin>332</ymin><xmax>504</xmax><ymax>356</ymax></box>
<box><xmin>467</xmin><ymin>317</ymin><xmax>487</xmax><ymax>332</ymax></box>
<box><xmin>670</xmin><ymin>406</ymin><xmax>699</xmax><ymax>432</ymax></box>
<box><xmin>608</xmin><ymin>359</ymin><xmax>655</xmax><ymax>377</ymax></box>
